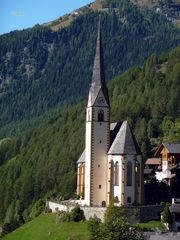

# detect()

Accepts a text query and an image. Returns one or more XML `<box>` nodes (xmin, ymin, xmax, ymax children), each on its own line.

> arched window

<box><xmin>88</xmin><ymin>109</ymin><xmax>90</xmax><ymax>121</ymax></box>
<box><xmin>111</xmin><ymin>160</ymin><xmax>114</xmax><ymax>186</ymax></box>
<box><xmin>136</xmin><ymin>161</ymin><xmax>140</xmax><ymax>187</ymax></box>
<box><xmin>127</xmin><ymin>162</ymin><xmax>132</xmax><ymax>186</ymax></box>
<box><xmin>114</xmin><ymin>162</ymin><xmax>119</xmax><ymax>186</ymax></box>
<box><xmin>98</xmin><ymin>109</ymin><xmax>104</xmax><ymax>122</ymax></box>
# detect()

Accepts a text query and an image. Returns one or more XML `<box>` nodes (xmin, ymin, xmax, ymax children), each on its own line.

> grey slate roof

<box><xmin>88</xmin><ymin>21</ymin><xmax>109</xmax><ymax>106</ymax></box>
<box><xmin>163</xmin><ymin>143</ymin><xmax>180</xmax><ymax>154</ymax></box>
<box><xmin>77</xmin><ymin>150</ymin><xmax>85</xmax><ymax>164</ymax></box>
<box><xmin>108</xmin><ymin>120</ymin><xmax>141</xmax><ymax>155</ymax></box>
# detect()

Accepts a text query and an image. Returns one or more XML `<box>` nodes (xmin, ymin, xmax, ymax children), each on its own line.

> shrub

<box><xmin>162</xmin><ymin>203</ymin><xmax>172</xmax><ymax>224</ymax></box>
<box><xmin>71</xmin><ymin>205</ymin><xmax>85</xmax><ymax>222</ymax></box>
<box><xmin>56</xmin><ymin>205</ymin><xmax>85</xmax><ymax>222</ymax></box>
<box><xmin>57</xmin><ymin>211</ymin><xmax>72</xmax><ymax>222</ymax></box>
<box><xmin>88</xmin><ymin>215</ymin><xmax>101</xmax><ymax>239</ymax></box>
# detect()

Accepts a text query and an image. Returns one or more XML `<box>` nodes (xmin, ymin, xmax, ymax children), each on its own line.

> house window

<box><xmin>127</xmin><ymin>162</ymin><xmax>132</xmax><ymax>186</ymax></box>
<box><xmin>98</xmin><ymin>109</ymin><xmax>104</xmax><ymax>122</ymax></box>
<box><xmin>114</xmin><ymin>162</ymin><xmax>119</xmax><ymax>186</ymax></box>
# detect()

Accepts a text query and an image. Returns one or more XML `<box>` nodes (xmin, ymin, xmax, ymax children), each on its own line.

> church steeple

<box><xmin>88</xmin><ymin>20</ymin><xmax>109</xmax><ymax>107</ymax></box>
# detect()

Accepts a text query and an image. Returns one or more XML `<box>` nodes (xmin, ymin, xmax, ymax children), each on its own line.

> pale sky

<box><xmin>0</xmin><ymin>0</ymin><xmax>93</xmax><ymax>35</ymax></box>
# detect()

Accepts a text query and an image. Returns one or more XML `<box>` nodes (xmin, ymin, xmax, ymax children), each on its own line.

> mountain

<box><xmin>131</xmin><ymin>0</ymin><xmax>180</xmax><ymax>28</ymax></box>
<box><xmin>0</xmin><ymin>44</ymin><xmax>179</xmax><ymax>230</ymax></box>
<box><xmin>0</xmin><ymin>0</ymin><xmax>180</xmax><ymax>138</ymax></box>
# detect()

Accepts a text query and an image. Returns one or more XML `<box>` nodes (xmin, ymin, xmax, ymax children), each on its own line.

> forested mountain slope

<box><xmin>0</xmin><ymin>0</ymin><xmax>180</xmax><ymax>133</ymax></box>
<box><xmin>0</xmin><ymin>44</ymin><xmax>179</xmax><ymax>229</ymax></box>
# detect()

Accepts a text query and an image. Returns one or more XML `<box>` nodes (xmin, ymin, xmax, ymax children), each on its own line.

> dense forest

<box><xmin>0</xmin><ymin>0</ymin><xmax>180</xmax><ymax>135</ymax></box>
<box><xmin>0</xmin><ymin>44</ymin><xmax>179</xmax><ymax>230</ymax></box>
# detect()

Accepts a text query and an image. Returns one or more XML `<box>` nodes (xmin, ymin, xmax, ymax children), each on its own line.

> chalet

<box><xmin>145</xmin><ymin>143</ymin><xmax>180</xmax><ymax>185</ymax></box>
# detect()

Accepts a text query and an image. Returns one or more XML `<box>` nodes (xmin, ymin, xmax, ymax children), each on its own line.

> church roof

<box><xmin>88</xmin><ymin>20</ymin><xmax>109</xmax><ymax>107</ymax></box>
<box><xmin>77</xmin><ymin>150</ymin><xmax>85</xmax><ymax>164</ymax></box>
<box><xmin>108</xmin><ymin>120</ymin><xmax>141</xmax><ymax>155</ymax></box>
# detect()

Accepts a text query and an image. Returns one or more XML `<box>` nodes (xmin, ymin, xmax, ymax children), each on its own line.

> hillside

<box><xmin>0</xmin><ymin>0</ymin><xmax>180</xmax><ymax>137</ymax></box>
<box><xmin>0</xmin><ymin>44</ymin><xmax>179</xmax><ymax>229</ymax></box>
<box><xmin>2</xmin><ymin>213</ymin><xmax>90</xmax><ymax>240</ymax></box>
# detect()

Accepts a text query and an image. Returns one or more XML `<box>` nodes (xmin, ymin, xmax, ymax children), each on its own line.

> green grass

<box><xmin>133</xmin><ymin>220</ymin><xmax>166</xmax><ymax>231</ymax></box>
<box><xmin>3</xmin><ymin>213</ymin><xmax>90</xmax><ymax>240</ymax></box>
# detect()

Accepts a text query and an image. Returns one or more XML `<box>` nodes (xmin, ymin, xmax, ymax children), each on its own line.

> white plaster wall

<box><xmin>47</xmin><ymin>201</ymin><xmax>68</xmax><ymax>212</ymax></box>
<box><xmin>108</xmin><ymin>155</ymin><xmax>123</xmax><ymax>204</ymax></box>
<box><xmin>162</xmin><ymin>160</ymin><xmax>168</xmax><ymax>178</ymax></box>
<box><xmin>156</xmin><ymin>171</ymin><xmax>164</xmax><ymax>181</ymax></box>
<box><xmin>85</xmin><ymin>121</ymin><xmax>92</xmax><ymax>206</ymax></box>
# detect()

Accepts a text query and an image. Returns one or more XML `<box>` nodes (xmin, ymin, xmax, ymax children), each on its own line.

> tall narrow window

<box><xmin>98</xmin><ymin>109</ymin><xmax>104</xmax><ymax>122</ymax></box>
<box><xmin>88</xmin><ymin>109</ymin><xmax>90</xmax><ymax>122</ymax></box>
<box><xmin>114</xmin><ymin>162</ymin><xmax>119</xmax><ymax>186</ymax></box>
<box><xmin>127</xmin><ymin>162</ymin><xmax>132</xmax><ymax>186</ymax></box>
<box><xmin>111</xmin><ymin>160</ymin><xmax>114</xmax><ymax>186</ymax></box>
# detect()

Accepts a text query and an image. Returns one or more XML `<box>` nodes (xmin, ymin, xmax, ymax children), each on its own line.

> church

<box><xmin>77</xmin><ymin>22</ymin><xmax>144</xmax><ymax>207</ymax></box>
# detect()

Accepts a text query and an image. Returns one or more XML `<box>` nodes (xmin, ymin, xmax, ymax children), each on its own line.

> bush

<box><xmin>56</xmin><ymin>205</ymin><xmax>85</xmax><ymax>222</ymax></box>
<box><xmin>57</xmin><ymin>211</ymin><xmax>72</xmax><ymax>222</ymax></box>
<box><xmin>88</xmin><ymin>215</ymin><xmax>101</xmax><ymax>239</ymax></box>
<box><xmin>88</xmin><ymin>203</ymin><xmax>143</xmax><ymax>240</ymax></box>
<box><xmin>162</xmin><ymin>203</ymin><xmax>172</xmax><ymax>224</ymax></box>
<box><xmin>71</xmin><ymin>205</ymin><xmax>85</xmax><ymax>222</ymax></box>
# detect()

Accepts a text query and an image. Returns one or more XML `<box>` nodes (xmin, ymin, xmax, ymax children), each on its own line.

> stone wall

<box><xmin>81</xmin><ymin>206</ymin><xmax>106</xmax><ymax>221</ymax></box>
<box><xmin>47</xmin><ymin>201</ymin><xmax>163</xmax><ymax>223</ymax></box>
<box><xmin>126</xmin><ymin>205</ymin><xmax>164</xmax><ymax>224</ymax></box>
<box><xmin>47</xmin><ymin>201</ymin><xmax>73</xmax><ymax>212</ymax></box>
<box><xmin>144</xmin><ymin>232</ymin><xmax>180</xmax><ymax>240</ymax></box>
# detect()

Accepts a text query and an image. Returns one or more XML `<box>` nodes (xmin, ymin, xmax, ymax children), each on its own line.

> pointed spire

<box><xmin>88</xmin><ymin>18</ymin><xmax>109</xmax><ymax>106</ymax></box>
<box><xmin>91</xmin><ymin>16</ymin><xmax>105</xmax><ymax>87</ymax></box>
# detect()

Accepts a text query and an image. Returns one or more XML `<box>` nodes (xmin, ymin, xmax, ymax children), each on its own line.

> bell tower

<box><xmin>84</xmin><ymin>20</ymin><xmax>110</xmax><ymax>206</ymax></box>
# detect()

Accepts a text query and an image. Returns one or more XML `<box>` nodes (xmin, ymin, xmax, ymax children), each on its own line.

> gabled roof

<box><xmin>155</xmin><ymin>143</ymin><xmax>180</xmax><ymax>157</ymax></box>
<box><xmin>163</xmin><ymin>143</ymin><xmax>180</xmax><ymax>153</ymax></box>
<box><xmin>88</xmin><ymin>21</ymin><xmax>109</xmax><ymax>107</ymax></box>
<box><xmin>108</xmin><ymin>120</ymin><xmax>141</xmax><ymax>155</ymax></box>
<box><xmin>77</xmin><ymin>150</ymin><xmax>85</xmax><ymax>164</ymax></box>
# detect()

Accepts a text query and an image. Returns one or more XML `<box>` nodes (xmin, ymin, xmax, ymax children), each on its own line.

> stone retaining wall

<box><xmin>81</xmin><ymin>206</ymin><xmax>106</xmax><ymax>221</ymax></box>
<box><xmin>144</xmin><ymin>232</ymin><xmax>180</xmax><ymax>240</ymax></box>
<box><xmin>126</xmin><ymin>205</ymin><xmax>164</xmax><ymax>224</ymax></box>
<box><xmin>47</xmin><ymin>201</ymin><xmax>163</xmax><ymax>223</ymax></box>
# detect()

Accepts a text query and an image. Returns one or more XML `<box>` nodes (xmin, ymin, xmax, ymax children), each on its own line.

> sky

<box><xmin>0</xmin><ymin>0</ymin><xmax>93</xmax><ymax>35</ymax></box>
